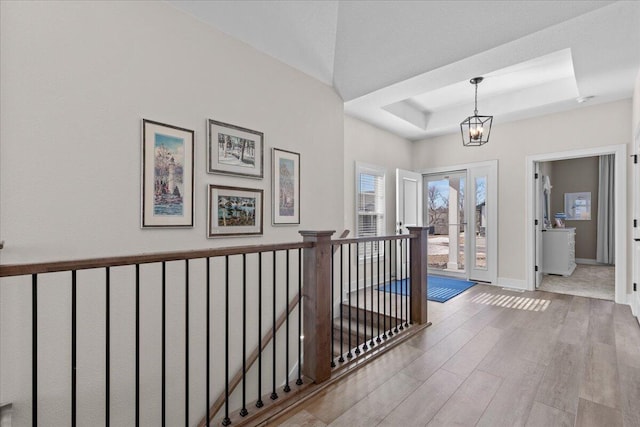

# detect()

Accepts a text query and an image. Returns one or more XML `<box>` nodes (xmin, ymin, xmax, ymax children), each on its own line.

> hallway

<box><xmin>270</xmin><ymin>284</ymin><xmax>640</xmax><ymax>426</ymax></box>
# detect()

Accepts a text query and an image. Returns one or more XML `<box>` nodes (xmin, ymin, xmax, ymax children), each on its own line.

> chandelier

<box><xmin>460</xmin><ymin>77</ymin><xmax>493</xmax><ymax>146</ymax></box>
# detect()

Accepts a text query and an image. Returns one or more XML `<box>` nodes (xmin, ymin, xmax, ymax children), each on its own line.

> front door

<box><xmin>425</xmin><ymin>171</ymin><xmax>466</xmax><ymax>276</ymax></box>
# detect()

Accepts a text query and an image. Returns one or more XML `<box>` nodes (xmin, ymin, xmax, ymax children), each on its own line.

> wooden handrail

<box><xmin>332</xmin><ymin>233</ymin><xmax>416</xmax><ymax>245</ymax></box>
<box><xmin>0</xmin><ymin>241</ymin><xmax>313</xmax><ymax>277</ymax></box>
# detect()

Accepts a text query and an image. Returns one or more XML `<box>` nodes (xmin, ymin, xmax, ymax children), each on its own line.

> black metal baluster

<box><xmin>240</xmin><ymin>255</ymin><xmax>248</xmax><ymax>416</ymax></box>
<box><xmin>256</xmin><ymin>253</ymin><xmax>264</xmax><ymax>407</ymax></box>
<box><xmin>389</xmin><ymin>242</ymin><xmax>394</xmax><ymax>337</ymax></box>
<box><xmin>407</xmin><ymin>238</ymin><xmax>412</xmax><ymax>326</ymax></box>
<box><xmin>296</xmin><ymin>248</ymin><xmax>303</xmax><ymax>385</ymax></box>
<box><xmin>376</xmin><ymin>242</ymin><xmax>381</xmax><ymax>344</ymax></box>
<box><xmin>32</xmin><ymin>274</ymin><xmax>38</xmax><ymax>426</ymax></box>
<box><xmin>284</xmin><ymin>250</ymin><xmax>292</xmax><ymax>390</ymax></box>
<box><xmin>271</xmin><ymin>251</ymin><xmax>278</xmax><ymax>401</ymax></box>
<box><xmin>135</xmin><ymin>264</ymin><xmax>140</xmax><ymax>427</ymax></box>
<box><xmin>394</xmin><ymin>240</ymin><xmax>399</xmax><ymax>334</ymax></box>
<box><xmin>370</xmin><ymin>241</ymin><xmax>375</xmax><ymax>348</ymax></box>
<box><xmin>185</xmin><ymin>260</ymin><xmax>190</xmax><ymax>427</ymax></box>
<box><xmin>355</xmin><ymin>242</ymin><xmax>360</xmax><ymax>355</ymax></box>
<box><xmin>205</xmin><ymin>259</ymin><xmax>210</xmax><ymax>427</ymax></box>
<box><xmin>72</xmin><ymin>270</ymin><xmax>77</xmax><ymax>427</ymax></box>
<box><xmin>161</xmin><ymin>262</ymin><xmax>166</xmax><ymax>427</ymax></box>
<box><xmin>339</xmin><ymin>245</ymin><xmax>344</xmax><ymax>363</ymax></box>
<box><xmin>347</xmin><ymin>244</ymin><xmax>353</xmax><ymax>359</ymax></box>
<box><xmin>383</xmin><ymin>241</ymin><xmax>387</xmax><ymax>340</ymax></box>
<box><xmin>222</xmin><ymin>256</ymin><xmax>231</xmax><ymax>426</ymax></box>
<box><xmin>399</xmin><ymin>240</ymin><xmax>404</xmax><ymax>331</ymax></box>
<box><xmin>106</xmin><ymin>267</ymin><xmax>111</xmax><ymax>427</ymax></box>
<box><xmin>362</xmin><ymin>242</ymin><xmax>368</xmax><ymax>351</ymax></box>
<box><xmin>331</xmin><ymin>245</ymin><xmax>335</xmax><ymax>367</ymax></box>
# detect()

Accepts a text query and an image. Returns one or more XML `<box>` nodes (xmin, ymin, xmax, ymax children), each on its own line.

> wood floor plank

<box><xmin>613</xmin><ymin>304</ymin><xmax>640</xmax><ymax>369</ymax></box>
<box><xmin>326</xmin><ymin>372</ymin><xmax>421</xmax><ymax>427</ymax></box>
<box><xmin>575</xmin><ymin>398</ymin><xmax>622</xmax><ymax>427</ymax></box>
<box><xmin>377</xmin><ymin>369</ymin><xmax>465</xmax><ymax>427</ymax></box>
<box><xmin>476</xmin><ymin>359</ymin><xmax>546</xmax><ymax>427</ymax></box>
<box><xmin>535</xmin><ymin>341</ymin><xmax>587</xmax><ymax>415</ymax></box>
<box><xmin>557</xmin><ymin>311</ymin><xmax>590</xmax><ymax>345</ymax></box>
<box><xmin>441</xmin><ymin>325</ymin><xmax>502</xmax><ymax>378</ymax></box>
<box><xmin>617</xmin><ymin>362</ymin><xmax>640</xmax><ymax>427</ymax></box>
<box><xmin>401</xmin><ymin>327</ymin><xmax>476</xmax><ymax>381</ymax></box>
<box><xmin>578</xmin><ymin>342</ymin><xmax>620</xmax><ymax>409</ymax></box>
<box><xmin>276</xmin><ymin>409</ymin><xmax>327</xmax><ymax>427</ymax></box>
<box><xmin>303</xmin><ymin>343</ymin><xmax>424</xmax><ymax>424</ymax></box>
<box><xmin>587</xmin><ymin>299</ymin><xmax>616</xmax><ymax>345</ymax></box>
<box><xmin>427</xmin><ymin>370</ymin><xmax>502</xmax><ymax>426</ymax></box>
<box><xmin>525</xmin><ymin>401</ymin><xmax>574</xmax><ymax>427</ymax></box>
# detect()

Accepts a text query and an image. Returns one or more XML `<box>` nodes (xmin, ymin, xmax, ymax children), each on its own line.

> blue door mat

<box><xmin>379</xmin><ymin>275</ymin><xmax>476</xmax><ymax>303</ymax></box>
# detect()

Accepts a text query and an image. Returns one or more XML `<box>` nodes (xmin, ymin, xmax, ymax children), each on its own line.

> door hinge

<box><xmin>634</xmin><ymin>219</ymin><xmax>638</xmax><ymax>228</ymax></box>
<box><xmin>535</xmin><ymin>265</ymin><xmax>539</xmax><ymax>272</ymax></box>
<box><xmin>634</xmin><ymin>283</ymin><xmax>637</xmax><ymax>292</ymax></box>
<box><xmin>633</xmin><ymin>154</ymin><xmax>638</xmax><ymax>164</ymax></box>
<box><xmin>535</xmin><ymin>219</ymin><xmax>539</xmax><ymax>226</ymax></box>
<box><xmin>534</xmin><ymin>173</ymin><xmax>539</xmax><ymax>179</ymax></box>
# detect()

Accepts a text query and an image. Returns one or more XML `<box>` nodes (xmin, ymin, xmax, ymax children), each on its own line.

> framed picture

<box><xmin>207</xmin><ymin>119</ymin><xmax>264</xmax><ymax>178</ymax></box>
<box><xmin>142</xmin><ymin>119</ymin><xmax>194</xmax><ymax>228</ymax></box>
<box><xmin>564</xmin><ymin>192</ymin><xmax>591</xmax><ymax>220</ymax></box>
<box><xmin>272</xmin><ymin>148</ymin><xmax>300</xmax><ymax>225</ymax></box>
<box><xmin>207</xmin><ymin>184</ymin><xmax>263</xmax><ymax>237</ymax></box>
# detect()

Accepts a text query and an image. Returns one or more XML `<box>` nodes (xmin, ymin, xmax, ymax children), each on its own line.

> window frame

<box><xmin>355</xmin><ymin>162</ymin><xmax>386</xmax><ymax>260</ymax></box>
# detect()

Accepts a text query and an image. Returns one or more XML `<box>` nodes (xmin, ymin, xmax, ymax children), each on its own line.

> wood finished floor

<box><xmin>268</xmin><ymin>284</ymin><xmax>640</xmax><ymax>427</ymax></box>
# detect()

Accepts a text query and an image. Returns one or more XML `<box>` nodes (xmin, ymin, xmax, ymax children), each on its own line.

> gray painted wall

<box><xmin>550</xmin><ymin>156</ymin><xmax>599</xmax><ymax>260</ymax></box>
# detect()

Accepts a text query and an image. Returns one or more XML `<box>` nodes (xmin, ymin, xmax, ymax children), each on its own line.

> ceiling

<box><xmin>168</xmin><ymin>1</ymin><xmax>640</xmax><ymax>141</ymax></box>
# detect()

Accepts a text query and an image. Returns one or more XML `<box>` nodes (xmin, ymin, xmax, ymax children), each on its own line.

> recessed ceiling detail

<box><xmin>381</xmin><ymin>50</ymin><xmax>579</xmax><ymax>135</ymax></box>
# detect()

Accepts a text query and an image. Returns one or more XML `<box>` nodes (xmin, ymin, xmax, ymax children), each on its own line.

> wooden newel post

<box><xmin>407</xmin><ymin>226</ymin><xmax>429</xmax><ymax>325</ymax></box>
<box><xmin>299</xmin><ymin>230</ymin><xmax>335</xmax><ymax>383</ymax></box>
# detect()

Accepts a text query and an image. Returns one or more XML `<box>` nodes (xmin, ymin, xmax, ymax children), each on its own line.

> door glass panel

<box><xmin>474</xmin><ymin>176</ymin><xmax>487</xmax><ymax>270</ymax></box>
<box><xmin>426</xmin><ymin>172</ymin><xmax>466</xmax><ymax>274</ymax></box>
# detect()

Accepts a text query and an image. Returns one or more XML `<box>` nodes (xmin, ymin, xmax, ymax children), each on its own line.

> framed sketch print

<box><xmin>207</xmin><ymin>119</ymin><xmax>264</xmax><ymax>178</ymax></box>
<box><xmin>272</xmin><ymin>148</ymin><xmax>300</xmax><ymax>225</ymax></box>
<box><xmin>142</xmin><ymin>119</ymin><xmax>194</xmax><ymax>228</ymax></box>
<box><xmin>208</xmin><ymin>185</ymin><xmax>263</xmax><ymax>237</ymax></box>
<box><xmin>564</xmin><ymin>192</ymin><xmax>592</xmax><ymax>220</ymax></box>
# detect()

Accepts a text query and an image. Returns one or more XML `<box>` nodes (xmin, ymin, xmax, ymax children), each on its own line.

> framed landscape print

<box><xmin>142</xmin><ymin>119</ymin><xmax>194</xmax><ymax>228</ymax></box>
<box><xmin>207</xmin><ymin>119</ymin><xmax>264</xmax><ymax>179</ymax></box>
<box><xmin>207</xmin><ymin>184</ymin><xmax>263</xmax><ymax>237</ymax></box>
<box><xmin>272</xmin><ymin>148</ymin><xmax>300</xmax><ymax>225</ymax></box>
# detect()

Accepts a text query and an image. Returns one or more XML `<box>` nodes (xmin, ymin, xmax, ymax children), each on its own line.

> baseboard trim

<box><xmin>575</xmin><ymin>258</ymin><xmax>611</xmax><ymax>265</ymax></box>
<box><xmin>497</xmin><ymin>277</ymin><xmax>529</xmax><ymax>291</ymax></box>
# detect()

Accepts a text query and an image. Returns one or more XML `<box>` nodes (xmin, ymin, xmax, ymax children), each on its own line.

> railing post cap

<box><xmin>299</xmin><ymin>230</ymin><xmax>335</xmax><ymax>239</ymax></box>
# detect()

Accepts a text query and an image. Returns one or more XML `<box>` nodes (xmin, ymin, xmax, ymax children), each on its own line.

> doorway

<box><xmin>526</xmin><ymin>145</ymin><xmax>628</xmax><ymax>304</ymax></box>
<box><xmin>419</xmin><ymin>160</ymin><xmax>497</xmax><ymax>284</ymax></box>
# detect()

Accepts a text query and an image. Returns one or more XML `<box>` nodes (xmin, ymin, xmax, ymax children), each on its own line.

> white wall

<box><xmin>344</xmin><ymin>115</ymin><xmax>413</xmax><ymax>236</ymax></box>
<box><xmin>412</xmin><ymin>99</ymin><xmax>633</xmax><ymax>287</ymax></box>
<box><xmin>0</xmin><ymin>1</ymin><xmax>344</xmax><ymax>264</ymax></box>
<box><xmin>0</xmin><ymin>2</ymin><xmax>344</xmax><ymax>426</ymax></box>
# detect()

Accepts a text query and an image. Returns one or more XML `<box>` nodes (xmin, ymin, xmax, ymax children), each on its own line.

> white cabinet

<box><xmin>542</xmin><ymin>228</ymin><xmax>576</xmax><ymax>276</ymax></box>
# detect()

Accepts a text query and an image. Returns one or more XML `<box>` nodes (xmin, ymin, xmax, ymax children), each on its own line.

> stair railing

<box><xmin>0</xmin><ymin>227</ymin><xmax>429</xmax><ymax>426</ymax></box>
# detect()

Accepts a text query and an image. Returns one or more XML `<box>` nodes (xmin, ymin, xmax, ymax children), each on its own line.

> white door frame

<box><xmin>632</xmin><ymin>127</ymin><xmax>640</xmax><ymax>318</ymax></box>
<box><xmin>525</xmin><ymin>144</ymin><xmax>628</xmax><ymax>304</ymax></box>
<box><xmin>419</xmin><ymin>159</ymin><xmax>498</xmax><ymax>284</ymax></box>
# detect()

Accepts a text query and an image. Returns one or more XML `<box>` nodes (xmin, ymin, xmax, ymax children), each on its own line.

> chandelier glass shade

<box><xmin>460</xmin><ymin>77</ymin><xmax>493</xmax><ymax>146</ymax></box>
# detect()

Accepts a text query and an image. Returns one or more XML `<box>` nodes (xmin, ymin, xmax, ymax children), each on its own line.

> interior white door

<box><xmin>396</xmin><ymin>169</ymin><xmax>423</xmax><ymax>234</ymax></box>
<box><xmin>396</xmin><ymin>169</ymin><xmax>423</xmax><ymax>281</ymax></box>
<box><xmin>534</xmin><ymin>163</ymin><xmax>544</xmax><ymax>287</ymax></box>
